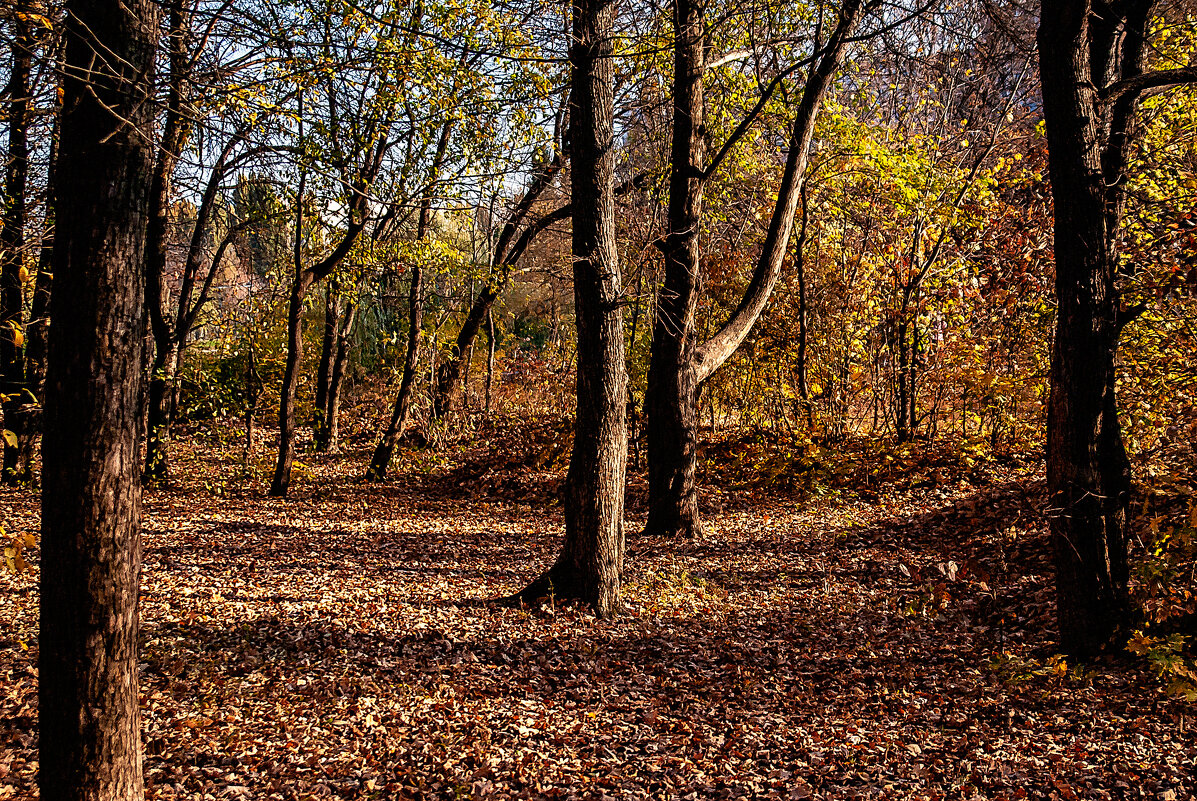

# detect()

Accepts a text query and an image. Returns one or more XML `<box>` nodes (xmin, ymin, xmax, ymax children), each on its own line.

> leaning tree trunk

<box><xmin>367</xmin><ymin>174</ymin><xmax>443</xmax><ymax>479</ymax></box>
<box><xmin>511</xmin><ymin>0</ymin><xmax>626</xmax><ymax>617</ymax></box>
<box><xmin>643</xmin><ymin>0</ymin><xmax>705</xmax><ymax>538</ymax></box>
<box><xmin>40</xmin><ymin>0</ymin><xmax>158</xmax><ymax>797</ymax></box>
<box><xmin>644</xmin><ymin>0</ymin><xmax>863</xmax><ymax>537</ymax></box>
<box><xmin>1</xmin><ymin>2</ymin><xmax>31</xmax><ymax>483</ymax></box>
<box><xmin>366</xmin><ymin>260</ymin><xmax>424</xmax><ymax>479</ymax></box>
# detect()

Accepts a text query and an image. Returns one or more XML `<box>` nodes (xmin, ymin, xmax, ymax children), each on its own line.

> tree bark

<box><xmin>1</xmin><ymin>1</ymin><xmax>32</xmax><ymax>483</ymax></box>
<box><xmin>643</xmin><ymin>0</ymin><xmax>706</xmax><ymax>538</ymax></box>
<box><xmin>313</xmin><ymin>280</ymin><xmax>339</xmax><ymax>438</ymax></box>
<box><xmin>270</xmin><ymin>271</ymin><xmax>313</xmax><ymax>496</ymax></box>
<box><xmin>366</xmin><ymin>127</ymin><xmax>448</xmax><ymax>478</ymax></box>
<box><xmin>1038</xmin><ymin>0</ymin><xmax>1144</xmax><ymax>660</ymax></box>
<box><xmin>317</xmin><ymin>301</ymin><xmax>355</xmax><ymax>452</ymax></box>
<box><xmin>39</xmin><ymin>0</ymin><xmax>158</xmax><ymax>797</ymax></box>
<box><xmin>143</xmin><ymin>5</ymin><xmax>191</xmax><ymax>482</ymax></box>
<box><xmin>485</xmin><ymin>306</ymin><xmax>496</xmax><ymax>414</ymax></box>
<box><xmin>643</xmin><ymin>0</ymin><xmax>864</xmax><ymax>536</ymax></box>
<box><xmin>511</xmin><ymin>0</ymin><xmax>626</xmax><ymax>617</ymax></box>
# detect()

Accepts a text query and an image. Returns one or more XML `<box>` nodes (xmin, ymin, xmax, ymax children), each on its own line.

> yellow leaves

<box><xmin>16</xmin><ymin>11</ymin><xmax>54</xmax><ymax>29</ymax></box>
<box><xmin>3</xmin><ymin>527</ymin><xmax>36</xmax><ymax>575</ymax></box>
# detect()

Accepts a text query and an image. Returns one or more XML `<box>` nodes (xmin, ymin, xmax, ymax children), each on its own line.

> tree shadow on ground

<box><xmin>124</xmin><ymin>476</ymin><xmax>1191</xmax><ymax>799</ymax></box>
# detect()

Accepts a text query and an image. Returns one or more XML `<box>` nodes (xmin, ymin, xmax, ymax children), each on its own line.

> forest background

<box><xmin>1</xmin><ymin>0</ymin><xmax>1197</xmax><ymax>796</ymax></box>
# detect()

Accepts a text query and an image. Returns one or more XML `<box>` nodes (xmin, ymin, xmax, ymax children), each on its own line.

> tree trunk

<box><xmin>643</xmin><ymin>0</ymin><xmax>705</xmax><ymax>538</ymax></box>
<box><xmin>644</xmin><ymin>0</ymin><xmax>864</xmax><ymax>536</ymax></box>
<box><xmin>1039</xmin><ymin>0</ymin><xmax>1134</xmax><ymax>659</ymax></box>
<box><xmin>39</xmin><ymin>0</ymin><xmax>158</xmax><ymax>797</ymax></box>
<box><xmin>270</xmin><ymin>272</ymin><xmax>312</xmax><ymax>496</ymax></box>
<box><xmin>313</xmin><ymin>279</ymin><xmax>338</xmax><ymax>439</ymax></box>
<box><xmin>318</xmin><ymin>302</ymin><xmax>355</xmax><ymax>452</ymax></box>
<box><xmin>485</xmin><ymin>306</ymin><xmax>496</xmax><ymax>414</ymax></box>
<box><xmin>512</xmin><ymin>0</ymin><xmax>626</xmax><ymax>617</ymax></box>
<box><xmin>142</xmin><ymin>5</ymin><xmax>190</xmax><ymax>482</ymax></box>
<box><xmin>367</xmin><ymin>163</ymin><xmax>443</xmax><ymax>479</ymax></box>
<box><xmin>143</xmin><ymin>340</ymin><xmax>175</xmax><ymax>480</ymax></box>
<box><xmin>895</xmin><ymin>317</ymin><xmax>910</xmax><ymax>441</ymax></box>
<box><xmin>1</xmin><ymin>2</ymin><xmax>32</xmax><ymax>483</ymax></box>
<box><xmin>433</xmin><ymin>286</ymin><xmax>499</xmax><ymax>417</ymax></box>
<box><xmin>794</xmin><ymin>185</ymin><xmax>811</xmax><ymax>425</ymax></box>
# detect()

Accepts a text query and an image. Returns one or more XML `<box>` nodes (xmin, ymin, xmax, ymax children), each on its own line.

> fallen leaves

<box><xmin>0</xmin><ymin>420</ymin><xmax>1193</xmax><ymax>799</ymax></box>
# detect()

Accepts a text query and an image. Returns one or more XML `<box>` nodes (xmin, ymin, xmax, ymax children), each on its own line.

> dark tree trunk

<box><xmin>794</xmin><ymin>185</ymin><xmax>811</xmax><ymax>424</ymax></box>
<box><xmin>313</xmin><ymin>280</ymin><xmax>338</xmax><ymax>437</ymax></box>
<box><xmin>484</xmin><ymin>306</ymin><xmax>495</xmax><ymax>414</ymax></box>
<box><xmin>643</xmin><ymin>0</ymin><xmax>705</xmax><ymax>538</ymax></box>
<box><xmin>270</xmin><ymin>207</ymin><xmax>370</xmax><ymax>494</ymax></box>
<box><xmin>643</xmin><ymin>0</ymin><xmax>864</xmax><ymax>536</ymax></box>
<box><xmin>895</xmin><ymin>317</ymin><xmax>910</xmax><ymax>441</ymax></box>
<box><xmin>143</xmin><ymin>343</ymin><xmax>176</xmax><ymax>479</ymax></box>
<box><xmin>39</xmin><ymin>0</ymin><xmax>158</xmax><ymax>797</ymax></box>
<box><xmin>512</xmin><ymin>0</ymin><xmax>626</xmax><ymax>617</ymax></box>
<box><xmin>1039</xmin><ymin>0</ymin><xmax>1136</xmax><ymax>660</ymax></box>
<box><xmin>1035</xmin><ymin>0</ymin><xmax>1196</xmax><ymax>658</ymax></box>
<box><xmin>366</xmin><ymin>141</ymin><xmax>445</xmax><ymax>479</ymax></box>
<box><xmin>270</xmin><ymin>273</ymin><xmax>312</xmax><ymax>496</ymax></box>
<box><xmin>909</xmin><ymin>310</ymin><xmax>919</xmax><ymax>437</ymax></box>
<box><xmin>1</xmin><ymin>2</ymin><xmax>32</xmax><ymax>483</ymax></box>
<box><xmin>433</xmin><ymin>285</ymin><xmax>499</xmax><ymax>418</ymax></box>
<box><xmin>143</xmin><ymin>6</ymin><xmax>190</xmax><ymax>482</ymax></box>
<box><xmin>317</xmin><ymin>302</ymin><xmax>355</xmax><ymax>452</ymax></box>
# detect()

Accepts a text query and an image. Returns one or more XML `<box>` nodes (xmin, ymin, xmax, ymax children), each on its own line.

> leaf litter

<box><xmin>1</xmin><ymin>420</ymin><xmax>1193</xmax><ymax>800</ymax></box>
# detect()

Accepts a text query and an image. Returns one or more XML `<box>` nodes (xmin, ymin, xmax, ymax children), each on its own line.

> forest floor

<box><xmin>1</xmin><ymin>415</ymin><xmax>1193</xmax><ymax>800</ymax></box>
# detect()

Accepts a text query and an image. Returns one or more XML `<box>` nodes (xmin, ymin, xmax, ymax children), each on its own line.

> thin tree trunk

<box><xmin>319</xmin><ymin>302</ymin><xmax>355</xmax><ymax>452</ymax></box>
<box><xmin>142</xmin><ymin>5</ymin><xmax>190</xmax><ymax>482</ymax></box>
<box><xmin>909</xmin><ymin>310</ymin><xmax>919</xmax><ymax>437</ymax></box>
<box><xmin>433</xmin><ymin>285</ymin><xmax>499</xmax><ymax>417</ymax></box>
<box><xmin>485</xmin><ymin>306</ymin><xmax>495</xmax><ymax>414</ymax></box>
<box><xmin>1</xmin><ymin>1</ymin><xmax>32</xmax><ymax>483</ymax></box>
<box><xmin>895</xmin><ymin>317</ymin><xmax>909</xmax><ymax>441</ymax></box>
<box><xmin>366</xmin><ymin>126</ymin><xmax>448</xmax><ymax>478</ymax></box>
<box><xmin>270</xmin><ymin>167</ymin><xmax>373</xmax><ymax>495</ymax></box>
<box><xmin>794</xmin><ymin>186</ymin><xmax>812</xmax><ymax>426</ymax></box>
<box><xmin>143</xmin><ymin>341</ymin><xmax>176</xmax><ymax>479</ymax></box>
<box><xmin>270</xmin><ymin>272</ymin><xmax>312</xmax><ymax>496</ymax></box>
<box><xmin>511</xmin><ymin>0</ymin><xmax>626</xmax><ymax>617</ymax></box>
<box><xmin>313</xmin><ymin>279</ymin><xmax>338</xmax><ymax>437</ymax></box>
<box><xmin>40</xmin><ymin>0</ymin><xmax>158</xmax><ymax>797</ymax></box>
